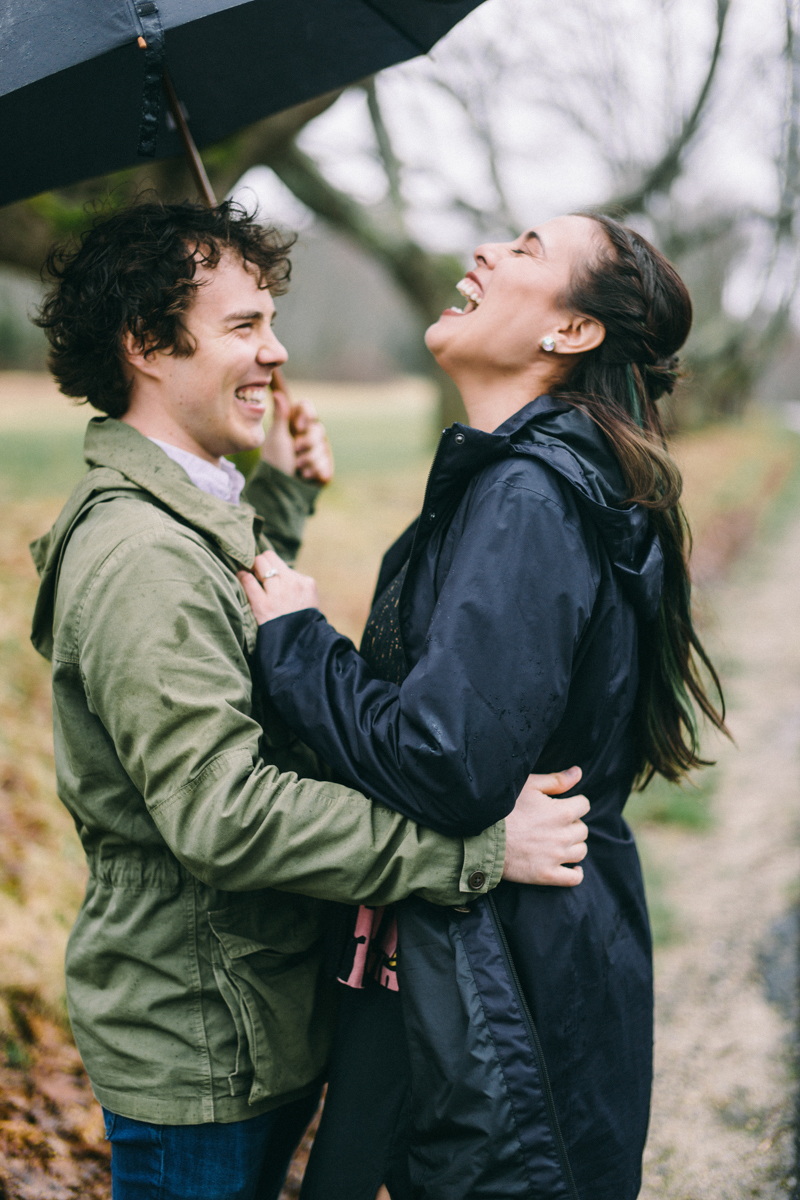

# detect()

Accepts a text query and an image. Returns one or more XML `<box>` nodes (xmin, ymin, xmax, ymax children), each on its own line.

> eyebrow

<box><xmin>523</xmin><ymin>230</ymin><xmax>545</xmax><ymax>253</ymax></box>
<box><xmin>224</xmin><ymin>310</ymin><xmax>265</xmax><ymax>323</ymax></box>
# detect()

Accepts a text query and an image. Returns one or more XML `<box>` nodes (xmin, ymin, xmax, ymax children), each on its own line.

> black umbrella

<box><xmin>0</xmin><ymin>0</ymin><xmax>486</xmax><ymax>209</ymax></box>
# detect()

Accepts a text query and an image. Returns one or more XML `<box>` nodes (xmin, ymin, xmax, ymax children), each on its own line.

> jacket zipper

<box><xmin>395</xmin><ymin>428</ymin><xmax>457</xmax><ymax>667</ymax></box>
<box><xmin>484</xmin><ymin>892</ymin><xmax>580</xmax><ymax>1200</ymax></box>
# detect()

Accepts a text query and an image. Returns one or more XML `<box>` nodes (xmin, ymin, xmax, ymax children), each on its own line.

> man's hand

<box><xmin>291</xmin><ymin>399</ymin><xmax>334</xmax><ymax>484</ymax></box>
<box><xmin>502</xmin><ymin>766</ymin><xmax>589</xmax><ymax>886</ymax></box>
<box><xmin>238</xmin><ymin>549</ymin><xmax>320</xmax><ymax>623</ymax></box>
<box><xmin>260</xmin><ymin>385</ymin><xmax>334</xmax><ymax>485</ymax></box>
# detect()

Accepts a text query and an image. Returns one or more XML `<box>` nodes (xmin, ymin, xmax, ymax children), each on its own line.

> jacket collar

<box><xmin>414</xmin><ymin>395</ymin><xmax>570</xmax><ymax>527</ymax></box>
<box><xmin>404</xmin><ymin>394</ymin><xmax>663</xmax><ymax>626</ymax></box>
<box><xmin>82</xmin><ymin>417</ymin><xmax>260</xmax><ymax>567</ymax></box>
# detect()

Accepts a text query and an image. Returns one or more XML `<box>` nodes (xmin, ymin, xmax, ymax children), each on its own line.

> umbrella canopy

<box><xmin>0</xmin><ymin>0</ymin><xmax>486</xmax><ymax>209</ymax></box>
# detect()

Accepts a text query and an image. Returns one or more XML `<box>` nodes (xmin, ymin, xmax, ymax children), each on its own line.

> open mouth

<box><xmin>235</xmin><ymin>385</ymin><xmax>269</xmax><ymax>412</ymax></box>
<box><xmin>444</xmin><ymin>276</ymin><xmax>484</xmax><ymax>316</ymax></box>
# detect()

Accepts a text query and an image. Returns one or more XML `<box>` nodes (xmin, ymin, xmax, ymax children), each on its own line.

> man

<box><xmin>30</xmin><ymin>201</ymin><xmax>589</xmax><ymax>1200</ymax></box>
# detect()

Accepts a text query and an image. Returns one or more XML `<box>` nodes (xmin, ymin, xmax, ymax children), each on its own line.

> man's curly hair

<box><xmin>36</xmin><ymin>199</ymin><xmax>295</xmax><ymax>418</ymax></box>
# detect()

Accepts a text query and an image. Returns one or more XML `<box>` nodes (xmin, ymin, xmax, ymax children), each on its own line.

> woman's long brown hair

<box><xmin>553</xmin><ymin>214</ymin><xmax>729</xmax><ymax>786</ymax></box>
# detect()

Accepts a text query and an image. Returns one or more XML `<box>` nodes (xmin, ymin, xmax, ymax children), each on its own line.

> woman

<box><xmin>239</xmin><ymin>214</ymin><xmax>726</xmax><ymax>1200</ymax></box>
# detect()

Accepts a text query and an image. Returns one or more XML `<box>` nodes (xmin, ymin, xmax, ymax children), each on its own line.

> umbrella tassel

<box><xmin>135</xmin><ymin>0</ymin><xmax>165</xmax><ymax>158</ymax></box>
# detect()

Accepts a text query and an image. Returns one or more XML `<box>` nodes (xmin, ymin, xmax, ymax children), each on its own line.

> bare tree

<box><xmin>260</xmin><ymin>0</ymin><xmax>742</xmax><ymax>421</ymax></box>
<box><xmin>1</xmin><ymin>0</ymin><xmax>796</xmax><ymax>426</ymax></box>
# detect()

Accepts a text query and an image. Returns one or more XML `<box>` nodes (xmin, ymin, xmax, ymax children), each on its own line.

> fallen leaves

<box><xmin>0</xmin><ymin>993</ymin><xmax>109</xmax><ymax>1200</ymax></box>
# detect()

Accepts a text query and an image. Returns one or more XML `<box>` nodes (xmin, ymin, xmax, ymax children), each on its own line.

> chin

<box><xmin>229</xmin><ymin>424</ymin><xmax>266</xmax><ymax>455</ymax></box>
<box><xmin>424</xmin><ymin>322</ymin><xmax>448</xmax><ymax>360</ymax></box>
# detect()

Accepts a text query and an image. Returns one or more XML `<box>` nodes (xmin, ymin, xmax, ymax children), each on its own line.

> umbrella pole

<box><xmin>161</xmin><ymin>69</ymin><xmax>218</xmax><ymax>208</ymax></box>
<box><xmin>159</xmin><ymin>78</ymin><xmax>291</xmax><ymax>400</ymax></box>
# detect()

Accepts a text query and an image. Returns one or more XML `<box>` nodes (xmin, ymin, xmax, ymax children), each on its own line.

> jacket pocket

<box><xmin>208</xmin><ymin>895</ymin><xmax>334</xmax><ymax>1104</ymax></box>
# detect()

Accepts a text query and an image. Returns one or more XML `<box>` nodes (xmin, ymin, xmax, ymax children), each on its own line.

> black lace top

<box><xmin>359</xmin><ymin>560</ymin><xmax>409</xmax><ymax>686</ymax></box>
<box><xmin>336</xmin><ymin>559</ymin><xmax>409</xmax><ymax>994</ymax></box>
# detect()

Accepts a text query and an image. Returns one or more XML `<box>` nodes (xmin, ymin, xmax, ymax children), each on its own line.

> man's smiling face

<box><xmin>131</xmin><ymin>251</ymin><xmax>289</xmax><ymax>461</ymax></box>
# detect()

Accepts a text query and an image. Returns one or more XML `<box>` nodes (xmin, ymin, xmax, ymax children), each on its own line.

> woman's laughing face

<box><xmin>425</xmin><ymin>215</ymin><xmax>603</xmax><ymax>379</ymax></box>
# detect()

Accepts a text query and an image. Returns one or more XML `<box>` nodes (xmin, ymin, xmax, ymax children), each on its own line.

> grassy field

<box><xmin>0</xmin><ymin>370</ymin><xmax>798</xmax><ymax>1195</ymax></box>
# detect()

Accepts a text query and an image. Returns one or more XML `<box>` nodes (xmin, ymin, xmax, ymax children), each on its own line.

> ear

<box><xmin>120</xmin><ymin>327</ymin><xmax>163</xmax><ymax>381</ymax></box>
<box><xmin>553</xmin><ymin>313</ymin><xmax>606</xmax><ymax>357</ymax></box>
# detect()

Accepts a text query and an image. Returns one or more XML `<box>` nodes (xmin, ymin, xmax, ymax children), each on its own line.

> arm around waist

<box><xmin>72</xmin><ymin>518</ymin><xmax>502</xmax><ymax>905</ymax></box>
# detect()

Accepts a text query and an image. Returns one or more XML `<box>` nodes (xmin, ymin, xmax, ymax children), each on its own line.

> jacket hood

<box><xmin>30</xmin><ymin>417</ymin><xmax>261</xmax><ymax>659</ymax></box>
<box><xmin>449</xmin><ymin>395</ymin><xmax>664</xmax><ymax>623</ymax></box>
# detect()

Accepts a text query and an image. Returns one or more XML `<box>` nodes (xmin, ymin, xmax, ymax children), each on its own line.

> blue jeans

<box><xmin>103</xmin><ymin>1092</ymin><xmax>319</xmax><ymax>1200</ymax></box>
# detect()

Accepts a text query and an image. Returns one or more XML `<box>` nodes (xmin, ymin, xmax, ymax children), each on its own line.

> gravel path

<box><xmin>638</xmin><ymin>509</ymin><xmax>800</xmax><ymax>1198</ymax></box>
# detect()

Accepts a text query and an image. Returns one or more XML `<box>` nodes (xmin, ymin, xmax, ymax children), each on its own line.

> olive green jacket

<box><xmin>30</xmin><ymin>418</ymin><xmax>505</xmax><ymax>1125</ymax></box>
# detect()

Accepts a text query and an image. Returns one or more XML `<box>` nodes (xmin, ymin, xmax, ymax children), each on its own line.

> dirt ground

<box><xmin>638</xmin><ymin>505</ymin><xmax>800</xmax><ymax>1198</ymax></box>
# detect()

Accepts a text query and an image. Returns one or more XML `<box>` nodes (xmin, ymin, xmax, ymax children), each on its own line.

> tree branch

<box><xmin>206</xmin><ymin>89</ymin><xmax>346</xmax><ymax>199</ymax></box>
<box><xmin>776</xmin><ymin>0</ymin><xmax>800</xmax><ymax>238</ymax></box>
<box><xmin>265</xmin><ymin>140</ymin><xmax>461</xmax><ymax>321</ymax></box>
<box><xmin>602</xmin><ymin>0</ymin><xmax>732</xmax><ymax>214</ymax></box>
<box><xmin>429</xmin><ymin>76</ymin><xmax>517</xmax><ymax>236</ymax></box>
<box><xmin>362</xmin><ymin>78</ymin><xmax>406</xmax><ymax>231</ymax></box>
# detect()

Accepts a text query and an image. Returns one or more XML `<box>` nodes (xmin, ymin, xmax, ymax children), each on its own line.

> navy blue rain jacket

<box><xmin>255</xmin><ymin>395</ymin><xmax>663</xmax><ymax>1200</ymax></box>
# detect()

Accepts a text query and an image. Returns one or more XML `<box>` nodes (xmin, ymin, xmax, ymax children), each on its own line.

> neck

<box><xmin>121</xmin><ymin>395</ymin><xmax>220</xmax><ymax>465</ymax></box>
<box><xmin>450</xmin><ymin>362</ymin><xmax>558</xmax><ymax>432</ymax></box>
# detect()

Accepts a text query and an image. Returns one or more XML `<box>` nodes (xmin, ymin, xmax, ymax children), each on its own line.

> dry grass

<box><xmin>0</xmin><ymin>500</ymin><xmax>88</xmax><ymax>1014</ymax></box>
<box><xmin>674</xmin><ymin>419</ymin><xmax>798</xmax><ymax>583</ymax></box>
<box><xmin>0</xmin><ymin>499</ymin><xmax>104</xmax><ymax>1198</ymax></box>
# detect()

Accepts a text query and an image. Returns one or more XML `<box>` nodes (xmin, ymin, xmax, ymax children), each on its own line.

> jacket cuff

<box><xmin>245</xmin><ymin>460</ymin><xmax>322</xmax><ymax>516</ymax></box>
<box><xmin>244</xmin><ymin>462</ymin><xmax>323</xmax><ymax>565</ymax></box>
<box><xmin>458</xmin><ymin>820</ymin><xmax>506</xmax><ymax>899</ymax></box>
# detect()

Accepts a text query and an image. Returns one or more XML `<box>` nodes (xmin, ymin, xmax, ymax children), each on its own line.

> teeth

<box><xmin>236</xmin><ymin>387</ymin><xmax>267</xmax><ymax>404</ymax></box>
<box><xmin>456</xmin><ymin>278</ymin><xmax>482</xmax><ymax>306</ymax></box>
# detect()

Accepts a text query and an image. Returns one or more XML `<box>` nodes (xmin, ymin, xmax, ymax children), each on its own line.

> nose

<box><xmin>473</xmin><ymin>241</ymin><xmax>504</xmax><ymax>269</ymax></box>
<box><xmin>256</xmin><ymin>329</ymin><xmax>288</xmax><ymax>368</ymax></box>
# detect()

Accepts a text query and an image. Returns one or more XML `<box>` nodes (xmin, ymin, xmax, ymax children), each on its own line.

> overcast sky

<box><xmin>232</xmin><ymin>0</ymin><xmax>794</xmax><ymax>319</ymax></box>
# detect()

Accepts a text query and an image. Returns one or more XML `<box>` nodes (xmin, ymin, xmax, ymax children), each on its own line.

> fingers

<box><xmin>515</xmin><ymin>788</ymin><xmax>590</xmax><ymax>826</ymax></box>
<box><xmin>296</xmin><ymin>454</ymin><xmax>334</xmax><ymax>485</ymax></box>
<box><xmin>252</xmin><ymin>549</ymin><xmax>287</xmax><ymax>582</ymax></box>
<box><xmin>524</xmin><ymin>765</ymin><xmax>582</xmax><ymax>796</ymax></box>
<box><xmin>560</xmin><ymin>835</ymin><xmax>588</xmax><ymax>864</ymax></box>
<box><xmin>293</xmin><ymin>420</ymin><xmax>334</xmax><ymax>485</ymax></box>
<box><xmin>242</xmin><ymin>551</ymin><xmax>320</xmax><ymax>622</ymax></box>
<box><xmin>271</xmin><ymin>388</ymin><xmax>291</xmax><ymax>424</ymax></box>
<box><xmin>561</xmin><ymin>793</ymin><xmax>591</xmax><ymax>821</ymax></box>
<box><xmin>261</xmin><ymin>391</ymin><xmax>298</xmax><ymax>476</ymax></box>
<box><xmin>237</xmin><ymin>570</ymin><xmax>262</xmax><ymax>601</ymax></box>
<box><xmin>545</xmin><ymin>864</ymin><xmax>584</xmax><ymax>888</ymax></box>
<box><xmin>236</xmin><ymin>569</ymin><xmax>272</xmax><ymax>624</ymax></box>
<box><xmin>289</xmin><ymin>399</ymin><xmax>318</xmax><ymax>435</ymax></box>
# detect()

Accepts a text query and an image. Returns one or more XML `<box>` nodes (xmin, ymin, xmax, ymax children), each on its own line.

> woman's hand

<box><xmin>502</xmin><ymin>766</ymin><xmax>589</xmax><ymax>886</ymax></box>
<box><xmin>260</xmin><ymin>387</ymin><xmax>334</xmax><ymax>485</ymax></box>
<box><xmin>238</xmin><ymin>549</ymin><xmax>320</xmax><ymax>624</ymax></box>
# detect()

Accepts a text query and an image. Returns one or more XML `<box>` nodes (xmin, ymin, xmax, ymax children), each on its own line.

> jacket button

<box><xmin>454</xmin><ymin>433</ymin><xmax>465</xmax><ymax>445</ymax></box>
<box><xmin>428</xmin><ymin>510</ymin><xmax>436</xmax><ymax>521</ymax></box>
<box><xmin>467</xmin><ymin>870</ymin><xmax>486</xmax><ymax>890</ymax></box>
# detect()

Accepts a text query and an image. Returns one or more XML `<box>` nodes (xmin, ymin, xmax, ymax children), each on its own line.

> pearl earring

<box><xmin>541</xmin><ymin>336</ymin><xmax>556</xmax><ymax>352</ymax></box>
